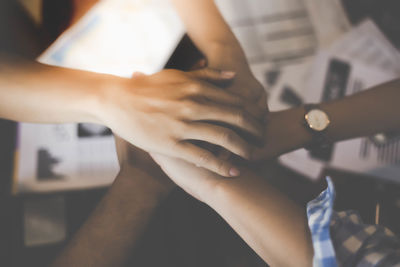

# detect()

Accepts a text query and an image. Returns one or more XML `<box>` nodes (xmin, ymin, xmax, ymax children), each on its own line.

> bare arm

<box><xmin>152</xmin><ymin>154</ymin><xmax>314</xmax><ymax>267</ymax></box>
<box><xmin>210</xmin><ymin>169</ymin><xmax>313</xmax><ymax>267</ymax></box>
<box><xmin>254</xmin><ymin>78</ymin><xmax>400</xmax><ymax>159</ymax></box>
<box><xmin>171</xmin><ymin>0</ymin><xmax>267</xmax><ymax>105</ymax></box>
<box><xmin>51</xmin><ymin>168</ymin><xmax>170</xmax><ymax>267</ymax></box>
<box><xmin>170</xmin><ymin>0</ymin><xmax>244</xmax><ymax>67</ymax></box>
<box><xmin>0</xmin><ymin>54</ymin><xmax>107</xmax><ymax>124</ymax></box>
<box><xmin>0</xmin><ymin>53</ymin><xmax>267</xmax><ymax>176</ymax></box>
<box><xmin>51</xmin><ymin>138</ymin><xmax>173</xmax><ymax>267</ymax></box>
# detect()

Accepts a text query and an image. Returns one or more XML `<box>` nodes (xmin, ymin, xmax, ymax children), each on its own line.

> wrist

<box><xmin>90</xmin><ymin>75</ymin><xmax>133</xmax><ymax>126</ymax></box>
<box><xmin>73</xmin><ymin>73</ymin><xmax>123</xmax><ymax>125</ymax></box>
<box><xmin>205</xmin><ymin>41</ymin><xmax>248</xmax><ymax>72</ymax></box>
<box><xmin>266</xmin><ymin>107</ymin><xmax>312</xmax><ymax>154</ymax></box>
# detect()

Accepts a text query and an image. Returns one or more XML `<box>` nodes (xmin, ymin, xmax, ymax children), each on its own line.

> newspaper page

<box><xmin>13</xmin><ymin>0</ymin><xmax>185</xmax><ymax>194</ymax></box>
<box><xmin>277</xmin><ymin>20</ymin><xmax>400</xmax><ymax>182</ymax></box>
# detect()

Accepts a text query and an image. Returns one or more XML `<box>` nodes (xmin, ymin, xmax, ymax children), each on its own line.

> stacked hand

<box><xmin>99</xmin><ymin>68</ymin><xmax>266</xmax><ymax>177</ymax></box>
<box><xmin>111</xmin><ymin>48</ymin><xmax>292</xmax><ymax>195</ymax></box>
<box><xmin>200</xmin><ymin>46</ymin><xmax>311</xmax><ymax>163</ymax></box>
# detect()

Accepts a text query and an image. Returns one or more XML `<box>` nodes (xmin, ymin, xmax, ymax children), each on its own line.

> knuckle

<box><xmin>220</xmin><ymin>130</ymin><xmax>235</xmax><ymax>144</ymax></box>
<box><xmin>187</xmin><ymin>83</ymin><xmax>202</xmax><ymax>95</ymax></box>
<box><xmin>235</xmin><ymin>109</ymin><xmax>246</xmax><ymax>125</ymax></box>
<box><xmin>180</xmin><ymin>100</ymin><xmax>198</xmax><ymax>117</ymax></box>
<box><xmin>197</xmin><ymin>151</ymin><xmax>211</xmax><ymax>166</ymax></box>
<box><xmin>215</xmin><ymin>159</ymin><xmax>227</xmax><ymax>174</ymax></box>
<box><xmin>176</xmin><ymin>121</ymin><xmax>189</xmax><ymax>133</ymax></box>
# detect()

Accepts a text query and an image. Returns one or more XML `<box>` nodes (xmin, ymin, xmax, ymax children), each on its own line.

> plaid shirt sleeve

<box><xmin>307</xmin><ymin>177</ymin><xmax>400</xmax><ymax>267</ymax></box>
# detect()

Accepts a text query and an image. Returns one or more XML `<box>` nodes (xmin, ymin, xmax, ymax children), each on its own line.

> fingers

<box><xmin>195</xmin><ymin>84</ymin><xmax>243</xmax><ymax>106</ymax></box>
<box><xmin>188</xmin><ymin>103</ymin><xmax>264</xmax><ymax>140</ymax></box>
<box><xmin>209</xmin><ymin>92</ymin><xmax>267</xmax><ymax>122</ymax></box>
<box><xmin>186</xmin><ymin>83</ymin><xmax>267</xmax><ymax>122</ymax></box>
<box><xmin>242</xmin><ymin>100</ymin><xmax>268</xmax><ymax>120</ymax></box>
<box><xmin>217</xmin><ymin>149</ymin><xmax>232</xmax><ymax>161</ymax></box>
<box><xmin>183</xmin><ymin>122</ymin><xmax>254</xmax><ymax>160</ymax></box>
<box><xmin>189</xmin><ymin>68</ymin><xmax>236</xmax><ymax>83</ymax></box>
<box><xmin>185</xmin><ymin>68</ymin><xmax>268</xmax><ymax>121</ymax></box>
<box><xmin>174</xmin><ymin>142</ymin><xmax>240</xmax><ymax>177</ymax></box>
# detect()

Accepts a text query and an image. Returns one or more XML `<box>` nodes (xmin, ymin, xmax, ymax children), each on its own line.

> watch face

<box><xmin>305</xmin><ymin>109</ymin><xmax>330</xmax><ymax>131</ymax></box>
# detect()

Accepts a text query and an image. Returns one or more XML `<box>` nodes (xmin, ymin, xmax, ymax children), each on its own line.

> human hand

<box><xmin>205</xmin><ymin>44</ymin><xmax>268</xmax><ymax>111</ymax></box>
<box><xmin>228</xmin><ymin>68</ymin><xmax>268</xmax><ymax>111</ymax></box>
<box><xmin>99</xmin><ymin>68</ymin><xmax>265</xmax><ymax>177</ymax></box>
<box><xmin>150</xmin><ymin>152</ymin><xmax>224</xmax><ymax>202</ymax></box>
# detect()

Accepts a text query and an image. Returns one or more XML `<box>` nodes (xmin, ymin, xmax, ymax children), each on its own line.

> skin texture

<box><xmin>171</xmin><ymin>0</ymin><xmax>268</xmax><ymax>109</ymax></box>
<box><xmin>51</xmin><ymin>136</ymin><xmax>314</xmax><ymax>267</ymax></box>
<box><xmin>151</xmin><ymin>153</ymin><xmax>314</xmax><ymax>267</ymax></box>
<box><xmin>0</xmin><ymin>0</ymin><xmax>269</xmax><ymax>177</ymax></box>
<box><xmin>50</xmin><ymin>79</ymin><xmax>400</xmax><ymax>267</ymax></box>
<box><xmin>148</xmin><ymin>78</ymin><xmax>400</xmax><ymax>266</ymax></box>
<box><xmin>253</xmin><ymin>78</ymin><xmax>400</xmax><ymax>160</ymax></box>
<box><xmin>0</xmin><ymin>55</ymin><xmax>266</xmax><ymax>177</ymax></box>
<box><xmin>50</xmin><ymin>137</ymin><xmax>173</xmax><ymax>267</ymax></box>
<box><xmin>8</xmin><ymin>2</ymin><xmax>400</xmax><ymax>266</ymax></box>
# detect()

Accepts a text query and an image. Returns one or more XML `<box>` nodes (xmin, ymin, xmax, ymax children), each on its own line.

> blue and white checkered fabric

<box><xmin>306</xmin><ymin>177</ymin><xmax>400</xmax><ymax>267</ymax></box>
<box><xmin>307</xmin><ymin>177</ymin><xmax>337</xmax><ymax>267</ymax></box>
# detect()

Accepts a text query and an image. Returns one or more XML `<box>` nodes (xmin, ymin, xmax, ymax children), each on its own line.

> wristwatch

<box><xmin>303</xmin><ymin>104</ymin><xmax>331</xmax><ymax>149</ymax></box>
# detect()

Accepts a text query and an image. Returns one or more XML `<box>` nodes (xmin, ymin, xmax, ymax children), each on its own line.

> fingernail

<box><xmin>221</xmin><ymin>71</ymin><xmax>236</xmax><ymax>78</ymax></box>
<box><xmin>132</xmin><ymin>71</ymin><xmax>145</xmax><ymax>78</ymax></box>
<box><xmin>229</xmin><ymin>167</ymin><xmax>240</xmax><ymax>177</ymax></box>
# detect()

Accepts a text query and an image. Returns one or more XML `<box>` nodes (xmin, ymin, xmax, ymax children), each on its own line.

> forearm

<box><xmin>202</xmin><ymin>170</ymin><xmax>313</xmax><ymax>267</ymax></box>
<box><xmin>171</xmin><ymin>0</ymin><xmax>268</xmax><ymax>107</ymax></box>
<box><xmin>51</xmin><ymin>168</ymin><xmax>170</xmax><ymax>267</ymax></box>
<box><xmin>261</xmin><ymin>79</ymin><xmax>400</xmax><ymax>159</ymax></box>
<box><xmin>171</xmin><ymin>0</ymin><xmax>248</xmax><ymax>70</ymax></box>
<box><xmin>322</xmin><ymin>79</ymin><xmax>400</xmax><ymax>141</ymax></box>
<box><xmin>0</xmin><ymin>54</ymin><xmax>116</xmax><ymax>124</ymax></box>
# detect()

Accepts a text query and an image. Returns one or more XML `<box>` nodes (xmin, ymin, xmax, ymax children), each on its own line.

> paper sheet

<box><xmin>214</xmin><ymin>0</ymin><xmax>351</xmax><ymax>96</ymax></box>
<box><xmin>276</xmin><ymin>20</ymin><xmax>400</xmax><ymax>182</ymax></box>
<box><xmin>14</xmin><ymin>0</ymin><xmax>184</xmax><ymax>193</ymax></box>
